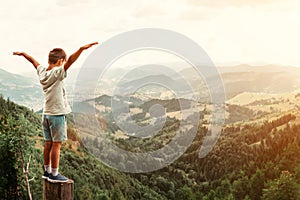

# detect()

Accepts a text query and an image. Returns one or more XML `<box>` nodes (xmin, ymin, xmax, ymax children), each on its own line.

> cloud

<box><xmin>180</xmin><ymin>0</ymin><xmax>299</xmax><ymax>22</ymax></box>
<box><xmin>2</xmin><ymin>0</ymin><xmax>300</xmax><ymax>74</ymax></box>
<box><xmin>186</xmin><ymin>0</ymin><xmax>292</xmax><ymax>8</ymax></box>
<box><xmin>133</xmin><ymin>3</ymin><xmax>168</xmax><ymax>18</ymax></box>
<box><xmin>132</xmin><ymin>0</ymin><xmax>189</xmax><ymax>20</ymax></box>
<box><xmin>56</xmin><ymin>0</ymin><xmax>94</xmax><ymax>6</ymax></box>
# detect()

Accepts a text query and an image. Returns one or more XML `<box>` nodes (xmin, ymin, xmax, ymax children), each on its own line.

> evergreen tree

<box><xmin>111</xmin><ymin>187</ymin><xmax>126</xmax><ymax>200</ymax></box>
<box><xmin>0</xmin><ymin>114</ymin><xmax>40</xmax><ymax>199</ymax></box>
<box><xmin>79</xmin><ymin>185</ymin><xmax>93</xmax><ymax>200</ymax></box>
<box><xmin>250</xmin><ymin>169</ymin><xmax>265</xmax><ymax>200</ymax></box>
<box><xmin>262</xmin><ymin>171</ymin><xmax>300</xmax><ymax>200</ymax></box>
<box><xmin>0</xmin><ymin>97</ymin><xmax>42</xmax><ymax>199</ymax></box>
<box><xmin>175</xmin><ymin>185</ymin><xmax>196</xmax><ymax>200</ymax></box>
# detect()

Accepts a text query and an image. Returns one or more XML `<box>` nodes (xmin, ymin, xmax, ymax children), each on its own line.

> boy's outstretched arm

<box><xmin>13</xmin><ymin>52</ymin><xmax>40</xmax><ymax>69</ymax></box>
<box><xmin>64</xmin><ymin>42</ymin><xmax>98</xmax><ymax>71</ymax></box>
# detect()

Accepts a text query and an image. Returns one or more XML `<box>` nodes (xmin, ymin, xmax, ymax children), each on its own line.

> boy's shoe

<box><xmin>42</xmin><ymin>171</ymin><xmax>50</xmax><ymax>179</ymax></box>
<box><xmin>47</xmin><ymin>173</ymin><xmax>69</xmax><ymax>183</ymax></box>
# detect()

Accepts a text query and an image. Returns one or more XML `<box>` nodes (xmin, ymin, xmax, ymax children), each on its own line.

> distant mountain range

<box><xmin>0</xmin><ymin>69</ymin><xmax>43</xmax><ymax>110</ymax></box>
<box><xmin>179</xmin><ymin>64</ymin><xmax>300</xmax><ymax>99</ymax></box>
<box><xmin>1</xmin><ymin>64</ymin><xmax>300</xmax><ymax>110</ymax></box>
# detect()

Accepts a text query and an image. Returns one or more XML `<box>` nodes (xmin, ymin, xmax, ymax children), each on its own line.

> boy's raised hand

<box><xmin>80</xmin><ymin>42</ymin><xmax>98</xmax><ymax>50</ymax></box>
<box><xmin>13</xmin><ymin>52</ymin><xmax>24</xmax><ymax>56</ymax></box>
<box><xmin>13</xmin><ymin>51</ymin><xmax>40</xmax><ymax>68</ymax></box>
<box><xmin>64</xmin><ymin>42</ymin><xmax>98</xmax><ymax>71</ymax></box>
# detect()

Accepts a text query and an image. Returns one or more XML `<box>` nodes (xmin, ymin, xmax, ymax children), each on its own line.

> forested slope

<box><xmin>1</xmin><ymin>95</ymin><xmax>300</xmax><ymax>199</ymax></box>
<box><xmin>0</xmin><ymin>95</ymin><xmax>165</xmax><ymax>200</ymax></box>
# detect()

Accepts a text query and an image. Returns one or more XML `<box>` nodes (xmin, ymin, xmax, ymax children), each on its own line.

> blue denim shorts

<box><xmin>42</xmin><ymin>115</ymin><xmax>67</xmax><ymax>142</ymax></box>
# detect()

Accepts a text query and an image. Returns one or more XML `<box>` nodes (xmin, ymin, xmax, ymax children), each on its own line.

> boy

<box><xmin>13</xmin><ymin>42</ymin><xmax>98</xmax><ymax>182</ymax></box>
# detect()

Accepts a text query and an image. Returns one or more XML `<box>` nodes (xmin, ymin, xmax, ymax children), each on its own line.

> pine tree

<box><xmin>262</xmin><ymin>171</ymin><xmax>300</xmax><ymax>200</ymax></box>
<box><xmin>250</xmin><ymin>169</ymin><xmax>265</xmax><ymax>200</ymax></box>
<box><xmin>0</xmin><ymin>97</ymin><xmax>42</xmax><ymax>199</ymax></box>
<box><xmin>111</xmin><ymin>187</ymin><xmax>126</xmax><ymax>200</ymax></box>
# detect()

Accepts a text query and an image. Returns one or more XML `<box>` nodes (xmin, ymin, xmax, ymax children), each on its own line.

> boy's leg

<box><xmin>42</xmin><ymin>115</ymin><xmax>52</xmax><ymax>175</ymax></box>
<box><xmin>46</xmin><ymin>115</ymin><xmax>68</xmax><ymax>182</ymax></box>
<box><xmin>50</xmin><ymin>141</ymin><xmax>62</xmax><ymax>176</ymax></box>
<box><xmin>44</xmin><ymin>141</ymin><xmax>52</xmax><ymax>173</ymax></box>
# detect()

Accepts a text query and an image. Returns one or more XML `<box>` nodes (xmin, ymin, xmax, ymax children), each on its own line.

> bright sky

<box><xmin>1</xmin><ymin>0</ymin><xmax>300</xmax><ymax>74</ymax></box>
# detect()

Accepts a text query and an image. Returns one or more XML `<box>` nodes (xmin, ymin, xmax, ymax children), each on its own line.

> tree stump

<box><xmin>43</xmin><ymin>179</ymin><xmax>74</xmax><ymax>200</ymax></box>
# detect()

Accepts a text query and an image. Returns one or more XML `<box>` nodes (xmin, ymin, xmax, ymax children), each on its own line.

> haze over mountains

<box><xmin>0</xmin><ymin>69</ymin><xmax>43</xmax><ymax>110</ymax></box>
<box><xmin>1</xmin><ymin>64</ymin><xmax>300</xmax><ymax>111</ymax></box>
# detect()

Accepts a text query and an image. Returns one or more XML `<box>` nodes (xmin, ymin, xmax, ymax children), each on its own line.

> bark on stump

<box><xmin>43</xmin><ymin>179</ymin><xmax>74</xmax><ymax>200</ymax></box>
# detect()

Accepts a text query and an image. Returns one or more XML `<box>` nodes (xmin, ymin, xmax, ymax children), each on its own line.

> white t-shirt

<box><xmin>37</xmin><ymin>65</ymin><xmax>71</xmax><ymax>115</ymax></box>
